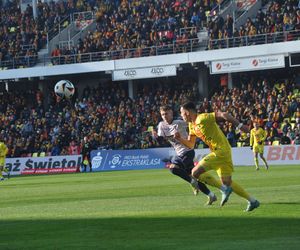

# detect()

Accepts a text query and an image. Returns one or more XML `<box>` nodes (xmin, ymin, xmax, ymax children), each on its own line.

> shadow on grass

<box><xmin>269</xmin><ymin>202</ymin><xmax>300</xmax><ymax>205</ymax></box>
<box><xmin>1</xmin><ymin>217</ymin><xmax>299</xmax><ymax>250</ymax></box>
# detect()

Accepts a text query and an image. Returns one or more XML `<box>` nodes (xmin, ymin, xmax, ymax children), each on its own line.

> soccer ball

<box><xmin>54</xmin><ymin>80</ymin><xmax>75</xmax><ymax>99</ymax></box>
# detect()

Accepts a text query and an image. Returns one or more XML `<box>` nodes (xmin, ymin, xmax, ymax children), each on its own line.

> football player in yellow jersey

<box><xmin>0</xmin><ymin>141</ymin><xmax>9</xmax><ymax>181</ymax></box>
<box><xmin>176</xmin><ymin>101</ymin><xmax>260</xmax><ymax>212</ymax></box>
<box><xmin>250</xmin><ymin>122</ymin><xmax>269</xmax><ymax>170</ymax></box>
<box><xmin>154</xmin><ymin>105</ymin><xmax>223</xmax><ymax>205</ymax></box>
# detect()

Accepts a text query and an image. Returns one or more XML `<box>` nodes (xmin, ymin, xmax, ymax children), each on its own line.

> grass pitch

<box><xmin>0</xmin><ymin>165</ymin><xmax>299</xmax><ymax>250</ymax></box>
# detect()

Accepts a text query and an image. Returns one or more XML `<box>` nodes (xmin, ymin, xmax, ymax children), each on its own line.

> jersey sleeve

<box><xmin>157</xmin><ymin>122</ymin><xmax>164</xmax><ymax>137</ymax></box>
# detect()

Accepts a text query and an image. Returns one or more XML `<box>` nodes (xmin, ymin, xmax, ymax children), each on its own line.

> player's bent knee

<box><xmin>169</xmin><ymin>164</ymin><xmax>179</xmax><ymax>169</ymax></box>
<box><xmin>169</xmin><ymin>164</ymin><xmax>180</xmax><ymax>174</ymax></box>
<box><xmin>191</xmin><ymin>166</ymin><xmax>205</xmax><ymax>178</ymax></box>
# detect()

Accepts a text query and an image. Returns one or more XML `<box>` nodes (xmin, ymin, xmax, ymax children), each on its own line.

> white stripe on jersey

<box><xmin>157</xmin><ymin>119</ymin><xmax>190</xmax><ymax>156</ymax></box>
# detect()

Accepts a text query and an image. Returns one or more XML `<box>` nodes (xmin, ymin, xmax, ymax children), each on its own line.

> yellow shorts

<box><xmin>198</xmin><ymin>151</ymin><xmax>233</xmax><ymax>177</ymax></box>
<box><xmin>253</xmin><ymin>145</ymin><xmax>264</xmax><ymax>154</ymax></box>
<box><xmin>0</xmin><ymin>158</ymin><xmax>5</xmax><ymax>166</ymax></box>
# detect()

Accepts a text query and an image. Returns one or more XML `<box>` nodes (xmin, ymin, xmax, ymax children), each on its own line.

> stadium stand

<box><xmin>1</xmin><ymin>0</ymin><xmax>300</xmax><ymax>68</ymax></box>
<box><xmin>0</xmin><ymin>0</ymin><xmax>100</xmax><ymax>68</ymax></box>
<box><xmin>0</xmin><ymin>72</ymin><xmax>299</xmax><ymax>157</ymax></box>
<box><xmin>0</xmin><ymin>0</ymin><xmax>299</xmax><ymax>157</ymax></box>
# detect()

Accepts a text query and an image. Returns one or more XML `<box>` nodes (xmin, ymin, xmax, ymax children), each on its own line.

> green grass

<box><xmin>0</xmin><ymin>165</ymin><xmax>299</xmax><ymax>250</ymax></box>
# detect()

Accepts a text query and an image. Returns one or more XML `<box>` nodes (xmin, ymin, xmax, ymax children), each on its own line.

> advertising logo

<box><xmin>109</xmin><ymin>154</ymin><xmax>122</xmax><ymax>168</ymax></box>
<box><xmin>124</xmin><ymin>70</ymin><xmax>137</xmax><ymax>77</ymax></box>
<box><xmin>151</xmin><ymin>67</ymin><xmax>164</xmax><ymax>75</ymax></box>
<box><xmin>216</xmin><ymin>63</ymin><xmax>222</xmax><ymax>70</ymax></box>
<box><xmin>91</xmin><ymin>152</ymin><xmax>103</xmax><ymax>169</ymax></box>
<box><xmin>252</xmin><ymin>59</ymin><xmax>258</xmax><ymax>66</ymax></box>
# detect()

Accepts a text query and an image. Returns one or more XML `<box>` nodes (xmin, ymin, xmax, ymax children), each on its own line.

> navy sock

<box><xmin>170</xmin><ymin>168</ymin><xmax>211</xmax><ymax>195</ymax></box>
<box><xmin>197</xmin><ymin>181</ymin><xmax>210</xmax><ymax>195</ymax></box>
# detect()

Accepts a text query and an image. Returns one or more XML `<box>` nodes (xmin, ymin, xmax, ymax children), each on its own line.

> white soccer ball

<box><xmin>54</xmin><ymin>80</ymin><xmax>75</xmax><ymax>99</ymax></box>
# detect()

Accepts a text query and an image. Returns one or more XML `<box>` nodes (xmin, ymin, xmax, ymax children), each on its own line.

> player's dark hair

<box><xmin>181</xmin><ymin>101</ymin><xmax>197</xmax><ymax>112</ymax></box>
<box><xmin>159</xmin><ymin>105</ymin><xmax>172</xmax><ymax>112</ymax></box>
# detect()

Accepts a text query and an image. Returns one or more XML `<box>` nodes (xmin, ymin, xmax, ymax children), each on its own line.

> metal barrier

<box><xmin>208</xmin><ymin>29</ymin><xmax>300</xmax><ymax>50</ymax></box>
<box><xmin>47</xmin><ymin>15</ymin><xmax>72</xmax><ymax>41</ymax></box>
<box><xmin>1</xmin><ymin>30</ymin><xmax>300</xmax><ymax>69</ymax></box>
<box><xmin>59</xmin><ymin>40</ymin><xmax>74</xmax><ymax>50</ymax></box>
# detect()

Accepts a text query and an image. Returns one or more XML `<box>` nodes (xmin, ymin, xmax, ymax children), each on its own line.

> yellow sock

<box><xmin>231</xmin><ymin>181</ymin><xmax>251</xmax><ymax>201</ymax></box>
<box><xmin>261</xmin><ymin>158</ymin><xmax>269</xmax><ymax>168</ymax></box>
<box><xmin>199</xmin><ymin>172</ymin><xmax>222</xmax><ymax>189</ymax></box>
<box><xmin>254</xmin><ymin>157</ymin><xmax>259</xmax><ymax>169</ymax></box>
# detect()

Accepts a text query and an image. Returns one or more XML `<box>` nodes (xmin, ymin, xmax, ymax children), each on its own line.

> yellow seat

<box><xmin>291</xmin><ymin>123</ymin><xmax>296</xmax><ymax>129</ymax></box>
<box><xmin>147</xmin><ymin>126</ymin><xmax>154</xmax><ymax>132</ymax></box>
<box><xmin>272</xmin><ymin>140</ymin><xmax>280</xmax><ymax>146</ymax></box>
<box><xmin>237</xmin><ymin>142</ymin><xmax>242</xmax><ymax>147</ymax></box>
<box><xmin>39</xmin><ymin>152</ymin><xmax>46</xmax><ymax>157</ymax></box>
<box><xmin>32</xmin><ymin>152</ymin><xmax>38</xmax><ymax>157</ymax></box>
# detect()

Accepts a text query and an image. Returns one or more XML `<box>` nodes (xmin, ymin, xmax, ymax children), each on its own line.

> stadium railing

<box><xmin>1</xmin><ymin>29</ymin><xmax>300</xmax><ymax>69</ymax></box>
<box><xmin>208</xmin><ymin>29</ymin><xmax>300</xmax><ymax>50</ymax></box>
<box><xmin>47</xmin><ymin>14</ymin><xmax>73</xmax><ymax>41</ymax></box>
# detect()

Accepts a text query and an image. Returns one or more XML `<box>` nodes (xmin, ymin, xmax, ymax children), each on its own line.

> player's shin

<box><xmin>0</xmin><ymin>166</ymin><xmax>4</xmax><ymax>180</ymax></box>
<box><xmin>260</xmin><ymin>155</ymin><xmax>269</xmax><ymax>169</ymax></box>
<box><xmin>199</xmin><ymin>172</ymin><xmax>222</xmax><ymax>189</ymax></box>
<box><xmin>254</xmin><ymin>157</ymin><xmax>259</xmax><ymax>170</ymax></box>
<box><xmin>230</xmin><ymin>181</ymin><xmax>253</xmax><ymax>201</ymax></box>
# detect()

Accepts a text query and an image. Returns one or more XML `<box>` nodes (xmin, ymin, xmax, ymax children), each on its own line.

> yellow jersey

<box><xmin>250</xmin><ymin>127</ymin><xmax>266</xmax><ymax>147</ymax></box>
<box><xmin>189</xmin><ymin>112</ymin><xmax>231</xmax><ymax>152</ymax></box>
<box><xmin>0</xmin><ymin>142</ymin><xmax>8</xmax><ymax>158</ymax></box>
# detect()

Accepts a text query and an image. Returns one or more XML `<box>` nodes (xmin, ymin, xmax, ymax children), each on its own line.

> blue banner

<box><xmin>90</xmin><ymin>148</ymin><xmax>172</xmax><ymax>171</ymax></box>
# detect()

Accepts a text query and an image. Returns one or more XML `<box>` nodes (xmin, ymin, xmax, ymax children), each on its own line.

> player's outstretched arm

<box><xmin>215</xmin><ymin>111</ymin><xmax>250</xmax><ymax>133</ymax></box>
<box><xmin>174</xmin><ymin>132</ymin><xmax>196</xmax><ymax>149</ymax></box>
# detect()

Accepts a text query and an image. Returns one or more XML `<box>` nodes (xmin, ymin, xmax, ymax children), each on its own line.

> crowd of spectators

<box><xmin>1</xmin><ymin>0</ymin><xmax>221</xmax><ymax>67</ymax></box>
<box><xmin>53</xmin><ymin>0</ymin><xmax>300</xmax><ymax>62</ymax></box>
<box><xmin>53</xmin><ymin>0</ymin><xmax>221</xmax><ymax>63</ymax></box>
<box><xmin>0</xmin><ymin>0</ymin><xmax>100</xmax><ymax>68</ymax></box>
<box><xmin>0</xmin><ymin>1</ymin><xmax>40</xmax><ymax>68</ymax></box>
<box><xmin>208</xmin><ymin>75</ymin><xmax>300</xmax><ymax>147</ymax></box>
<box><xmin>0</xmin><ymin>78</ymin><xmax>199</xmax><ymax>157</ymax></box>
<box><xmin>0</xmin><ymin>73</ymin><xmax>299</xmax><ymax>158</ymax></box>
<box><xmin>208</xmin><ymin>0</ymin><xmax>300</xmax><ymax>49</ymax></box>
<box><xmin>2</xmin><ymin>0</ymin><xmax>300</xmax><ymax>68</ymax></box>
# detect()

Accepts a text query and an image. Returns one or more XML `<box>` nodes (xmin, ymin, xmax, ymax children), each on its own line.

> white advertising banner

<box><xmin>210</xmin><ymin>54</ymin><xmax>285</xmax><ymax>74</ymax></box>
<box><xmin>194</xmin><ymin>145</ymin><xmax>300</xmax><ymax>166</ymax></box>
<box><xmin>4</xmin><ymin>155</ymin><xmax>82</xmax><ymax>176</ymax></box>
<box><xmin>112</xmin><ymin>65</ymin><xmax>177</xmax><ymax>81</ymax></box>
